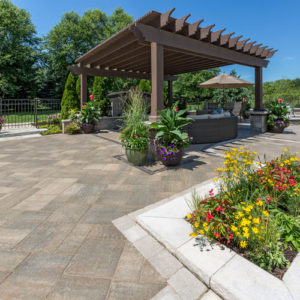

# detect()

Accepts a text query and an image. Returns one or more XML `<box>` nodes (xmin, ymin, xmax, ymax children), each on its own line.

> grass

<box><xmin>4</xmin><ymin>110</ymin><xmax>60</xmax><ymax>124</ymax></box>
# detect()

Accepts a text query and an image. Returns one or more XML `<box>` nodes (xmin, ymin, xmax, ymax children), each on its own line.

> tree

<box><xmin>106</xmin><ymin>8</ymin><xmax>133</xmax><ymax>36</ymax></box>
<box><xmin>138</xmin><ymin>80</ymin><xmax>151</xmax><ymax>93</ymax></box>
<box><xmin>0</xmin><ymin>0</ymin><xmax>40</xmax><ymax>98</ymax></box>
<box><xmin>92</xmin><ymin>76</ymin><xmax>111</xmax><ymax>116</ymax></box>
<box><xmin>60</xmin><ymin>72</ymin><xmax>79</xmax><ymax>119</ymax></box>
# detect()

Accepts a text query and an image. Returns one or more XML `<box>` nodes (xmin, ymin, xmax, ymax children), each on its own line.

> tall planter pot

<box><xmin>81</xmin><ymin>123</ymin><xmax>95</xmax><ymax>134</ymax></box>
<box><xmin>125</xmin><ymin>148</ymin><xmax>147</xmax><ymax>166</ymax></box>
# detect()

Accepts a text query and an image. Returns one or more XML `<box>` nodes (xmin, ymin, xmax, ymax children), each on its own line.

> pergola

<box><xmin>69</xmin><ymin>8</ymin><xmax>276</xmax><ymax>121</ymax></box>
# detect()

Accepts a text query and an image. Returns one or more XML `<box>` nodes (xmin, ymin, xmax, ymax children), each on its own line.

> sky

<box><xmin>12</xmin><ymin>0</ymin><xmax>300</xmax><ymax>83</ymax></box>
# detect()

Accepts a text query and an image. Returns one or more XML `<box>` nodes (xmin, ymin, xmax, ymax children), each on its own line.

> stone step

<box><xmin>0</xmin><ymin>127</ymin><xmax>46</xmax><ymax>138</ymax></box>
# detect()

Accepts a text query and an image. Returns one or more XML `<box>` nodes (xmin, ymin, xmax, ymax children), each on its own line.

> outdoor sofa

<box><xmin>187</xmin><ymin>112</ymin><xmax>238</xmax><ymax>143</ymax></box>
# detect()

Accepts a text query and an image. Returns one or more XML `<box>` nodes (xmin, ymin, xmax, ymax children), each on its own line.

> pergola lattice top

<box><xmin>73</xmin><ymin>8</ymin><xmax>276</xmax><ymax>79</ymax></box>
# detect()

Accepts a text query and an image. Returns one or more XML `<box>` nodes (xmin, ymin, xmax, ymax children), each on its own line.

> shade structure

<box><xmin>198</xmin><ymin>73</ymin><xmax>253</xmax><ymax>89</ymax></box>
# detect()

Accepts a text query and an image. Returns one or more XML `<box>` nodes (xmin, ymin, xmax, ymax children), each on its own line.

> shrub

<box><xmin>65</xmin><ymin>121</ymin><xmax>80</xmax><ymax>134</ymax></box>
<box><xmin>79</xmin><ymin>101</ymin><xmax>100</xmax><ymax>125</ymax></box>
<box><xmin>39</xmin><ymin>124</ymin><xmax>62</xmax><ymax>135</ymax></box>
<box><xmin>92</xmin><ymin>76</ymin><xmax>111</xmax><ymax>116</ymax></box>
<box><xmin>61</xmin><ymin>73</ymin><xmax>80</xmax><ymax>120</ymax></box>
<box><xmin>266</xmin><ymin>98</ymin><xmax>291</xmax><ymax>127</ymax></box>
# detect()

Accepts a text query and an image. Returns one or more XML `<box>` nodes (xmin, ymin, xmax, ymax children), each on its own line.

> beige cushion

<box><xmin>224</xmin><ymin>111</ymin><xmax>231</xmax><ymax>117</ymax></box>
<box><xmin>208</xmin><ymin>113</ymin><xmax>225</xmax><ymax>119</ymax></box>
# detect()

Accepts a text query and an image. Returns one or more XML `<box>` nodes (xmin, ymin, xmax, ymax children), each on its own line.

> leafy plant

<box><xmin>0</xmin><ymin>116</ymin><xmax>6</xmax><ymax>126</ymax></box>
<box><xmin>266</xmin><ymin>99</ymin><xmax>291</xmax><ymax>127</ymax></box>
<box><xmin>120</xmin><ymin>89</ymin><xmax>149</xmax><ymax>152</ymax></box>
<box><xmin>39</xmin><ymin>124</ymin><xmax>62</xmax><ymax>135</ymax></box>
<box><xmin>47</xmin><ymin>113</ymin><xmax>60</xmax><ymax>124</ymax></box>
<box><xmin>79</xmin><ymin>100</ymin><xmax>100</xmax><ymax>125</ymax></box>
<box><xmin>65</xmin><ymin>121</ymin><xmax>81</xmax><ymax>134</ymax></box>
<box><xmin>150</xmin><ymin>102</ymin><xmax>192</xmax><ymax>150</ymax></box>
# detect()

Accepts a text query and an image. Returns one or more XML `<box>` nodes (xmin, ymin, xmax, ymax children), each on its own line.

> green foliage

<box><xmin>60</xmin><ymin>73</ymin><xmax>80</xmax><ymax>120</ymax></box>
<box><xmin>266</xmin><ymin>99</ymin><xmax>291</xmax><ymax>126</ymax></box>
<box><xmin>138</xmin><ymin>80</ymin><xmax>151</xmax><ymax>93</ymax></box>
<box><xmin>92</xmin><ymin>77</ymin><xmax>111</xmax><ymax>116</ymax></box>
<box><xmin>65</xmin><ymin>121</ymin><xmax>81</xmax><ymax>134</ymax></box>
<box><xmin>39</xmin><ymin>124</ymin><xmax>62</xmax><ymax>135</ymax></box>
<box><xmin>79</xmin><ymin>101</ymin><xmax>100</xmax><ymax>125</ymax></box>
<box><xmin>120</xmin><ymin>89</ymin><xmax>149</xmax><ymax>152</ymax></box>
<box><xmin>247</xmin><ymin>242</ymin><xmax>289</xmax><ymax>272</ymax></box>
<box><xmin>0</xmin><ymin>0</ymin><xmax>40</xmax><ymax>98</ymax></box>
<box><xmin>150</xmin><ymin>102</ymin><xmax>192</xmax><ymax>149</ymax></box>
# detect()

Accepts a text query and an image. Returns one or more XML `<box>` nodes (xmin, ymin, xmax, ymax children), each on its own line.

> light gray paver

<box><xmin>283</xmin><ymin>253</ymin><xmax>300</xmax><ymax>300</ymax></box>
<box><xmin>122</xmin><ymin>224</ymin><xmax>148</xmax><ymax>243</ymax></box>
<box><xmin>168</xmin><ymin>268</ymin><xmax>208</xmax><ymax>300</ymax></box>
<box><xmin>151</xmin><ymin>285</ymin><xmax>181</xmax><ymax>300</ymax></box>
<box><xmin>199</xmin><ymin>290</ymin><xmax>223</xmax><ymax>300</ymax></box>
<box><xmin>133</xmin><ymin>235</ymin><xmax>164</xmax><ymax>259</ymax></box>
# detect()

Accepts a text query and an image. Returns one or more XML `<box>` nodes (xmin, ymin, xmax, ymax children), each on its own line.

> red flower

<box><xmin>209</xmin><ymin>189</ymin><xmax>214</xmax><ymax>197</ymax></box>
<box><xmin>243</xmin><ymin>97</ymin><xmax>247</xmax><ymax>102</ymax></box>
<box><xmin>278</xmin><ymin>98</ymin><xmax>283</xmax><ymax>103</ymax></box>
<box><xmin>174</xmin><ymin>107</ymin><xmax>178</xmax><ymax>112</ymax></box>
<box><xmin>82</xmin><ymin>105</ymin><xmax>86</xmax><ymax>108</ymax></box>
<box><xmin>216</xmin><ymin>206</ymin><xmax>223</xmax><ymax>212</ymax></box>
<box><xmin>89</xmin><ymin>94</ymin><xmax>94</xmax><ymax>100</ymax></box>
<box><xmin>214</xmin><ymin>232</ymin><xmax>220</xmax><ymax>238</ymax></box>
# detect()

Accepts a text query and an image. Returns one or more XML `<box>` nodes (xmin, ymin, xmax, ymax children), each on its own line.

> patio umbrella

<box><xmin>198</xmin><ymin>73</ymin><xmax>253</xmax><ymax>104</ymax></box>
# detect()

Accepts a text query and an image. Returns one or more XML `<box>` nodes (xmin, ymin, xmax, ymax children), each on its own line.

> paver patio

<box><xmin>0</xmin><ymin>124</ymin><xmax>299</xmax><ymax>299</ymax></box>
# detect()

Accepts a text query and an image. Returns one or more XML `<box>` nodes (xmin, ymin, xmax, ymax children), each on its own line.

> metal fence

<box><xmin>0</xmin><ymin>99</ymin><xmax>61</xmax><ymax>128</ymax></box>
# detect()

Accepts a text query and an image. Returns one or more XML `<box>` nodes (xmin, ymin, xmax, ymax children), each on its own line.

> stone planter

<box><xmin>125</xmin><ymin>148</ymin><xmax>147</xmax><ymax>166</ymax></box>
<box><xmin>268</xmin><ymin>124</ymin><xmax>285</xmax><ymax>133</ymax></box>
<box><xmin>81</xmin><ymin>123</ymin><xmax>95</xmax><ymax>134</ymax></box>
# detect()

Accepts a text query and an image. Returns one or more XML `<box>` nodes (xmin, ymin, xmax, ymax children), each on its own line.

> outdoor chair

<box><xmin>231</xmin><ymin>101</ymin><xmax>246</xmax><ymax>120</ymax></box>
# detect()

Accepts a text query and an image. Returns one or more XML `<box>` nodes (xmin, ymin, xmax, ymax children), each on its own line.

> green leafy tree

<box><xmin>106</xmin><ymin>8</ymin><xmax>133</xmax><ymax>36</ymax></box>
<box><xmin>92</xmin><ymin>76</ymin><xmax>111</xmax><ymax>116</ymax></box>
<box><xmin>138</xmin><ymin>80</ymin><xmax>151</xmax><ymax>93</ymax></box>
<box><xmin>0</xmin><ymin>0</ymin><xmax>40</xmax><ymax>98</ymax></box>
<box><xmin>61</xmin><ymin>73</ymin><xmax>79</xmax><ymax>119</ymax></box>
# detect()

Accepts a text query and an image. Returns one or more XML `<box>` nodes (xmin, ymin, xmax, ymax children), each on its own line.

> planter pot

<box><xmin>0</xmin><ymin>124</ymin><xmax>2</xmax><ymax>132</ymax></box>
<box><xmin>125</xmin><ymin>148</ymin><xmax>147</xmax><ymax>166</ymax></box>
<box><xmin>159</xmin><ymin>149</ymin><xmax>184</xmax><ymax>167</ymax></box>
<box><xmin>81</xmin><ymin>123</ymin><xmax>95</xmax><ymax>134</ymax></box>
<box><xmin>268</xmin><ymin>124</ymin><xmax>285</xmax><ymax>133</ymax></box>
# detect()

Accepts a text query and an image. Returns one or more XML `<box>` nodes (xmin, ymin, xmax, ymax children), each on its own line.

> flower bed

<box><xmin>187</xmin><ymin>148</ymin><xmax>300</xmax><ymax>278</ymax></box>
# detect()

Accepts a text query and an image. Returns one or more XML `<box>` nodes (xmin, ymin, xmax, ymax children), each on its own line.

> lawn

<box><xmin>5</xmin><ymin>110</ymin><xmax>60</xmax><ymax>124</ymax></box>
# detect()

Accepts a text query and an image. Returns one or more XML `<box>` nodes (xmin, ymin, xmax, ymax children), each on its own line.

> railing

<box><xmin>0</xmin><ymin>99</ymin><xmax>61</xmax><ymax>128</ymax></box>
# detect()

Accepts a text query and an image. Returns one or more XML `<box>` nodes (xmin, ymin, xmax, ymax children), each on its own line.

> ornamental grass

<box><xmin>188</xmin><ymin>148</ymin><xmax>300</xmax><ymax>275</ymax></box>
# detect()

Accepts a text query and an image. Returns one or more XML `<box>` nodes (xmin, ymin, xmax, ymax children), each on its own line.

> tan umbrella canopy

<box><xmin>199</xmin><ymin>73</ymin><xmax>253</xmax><ymax>88</ymax></box>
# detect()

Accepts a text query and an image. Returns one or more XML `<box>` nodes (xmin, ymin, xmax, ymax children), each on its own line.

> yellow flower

<box><xmin>204</xmin><ymin>226</ymin><xmax>209</xmax><ymax>232</ymax></box>
<box><xmin>252</xmin><ymin>227</ymin><xmax>259</xmax><ymax>234</ymax></box>
<box><xmin>240</xmin><ymin>146</ymin><xmax>244</xmax><ymax>150</ymax></box>
<box><xmin>231</xmin><ymin>225</ymin><xmax>238</xmax><ymax>232</ymax></box>
<box><xmin>236</xmin><ymin>231</ymin><xmax>241</xmax><ymax>236</ymax></box>
<box><xmin>283</xmin><ymin>148</ymin><xmax>288</xmax><ymax>152</ymax></box>
<box><xmin>253</xmin><ymin>218</ymin><xmax>260</xmax><ymax>224</ymax></box>
<box><xmin>238</xmin><ymin>211</ymin><xmax>244</xmax><ymax>217</ymax></box>
<box><xmin>263</xmin><ymin>210</ymin><xmax>269</xmax><ymax>217</ymax></box>
<box><xmin>240</xmin><ymin>241</ymin><xmax>247</xmax><ymax>248</ymax></box>
<box><xmin>199</xmin><ymin>229</ymin><xmax>204</xmax><ymax>235</ymax></box>
<box><xmin>253</xmin><ymin>151</ymin><xmax>257</xmax><ymax>155</ymax></box>
<box><xmin>256</xmin><ymin>200</ymin><xmax>263</xmax><ymax>206</ymax></box>
<box><xmin>203</xmin><ymin>222</ymin><xmax>208</xmax><ymax>227</ymax></box>
<box><xmin>243</xmin><ymin>232</ymin><xmax>250</xmax><ymax>239</ymax></box>
<box><xmin>194</xmin><ymin>222</ymin><xmax>199</xmax><ymax>228</ymax></box>
<box><xmin>187</xmin><ymin>214</ymin><xmax>192</xmax><ymax>219</ymax></box>
<box><xmin>189</xmin><ymin>232</ymin><xmax>197</xmax><ymax>237</ymax></box>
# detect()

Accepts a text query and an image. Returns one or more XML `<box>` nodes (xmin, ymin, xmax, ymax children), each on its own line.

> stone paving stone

<box><xmin>113</xmin><ymin>215</ymin><xmax>136</xmax><ymax>232</ymax></box>
<box><xmin>122</xmin><ymin>224</ymin><xmax>148</xmax><ymax>243</ymax></box>
<box><xmin>148</xmin><ymin>249</ymin><xmax>183</xmax><ymax>279</ymax></box>
<box><xmin>62</xmin><ymin>183</ymin><xmax>85</xmax><ymax>195</ymax></box>
<box><xmin>151</xmin><ymin>285</ymin><xmax>181</xmax><ymax>300</ymax></box>
<box><xmin>87</xmin><ymin>224</ymin><xmax>124</xmax><ymax>240</ymax></box>
<box><xmin>139</xmin><ymin>260</ymin><xmax>166</xmax><ymax>284</ymax></box>
<box><xmin>168</xmin><ymin>268</ymin><xmax>208</xmax><ymax>300</ymax></box>
<box><xmin>36</xmin><ymin>181</ymin><xmax>73</xmax><ymax>195</ymax></box>
<box><xmin>0</xmin><ymin>250</ymin><xmax>28</xmax><ymax>273</ymax></box>
<box><xmin>13</xmin><ymin>194</ymin><xmax>57</xmax><ymax>211</ymax></box>
<box><xmin>133</xmin><ymin>235</ymin><xmax>164</xmax><ymax>259</ymax></box>
<box><xmin>7</xmin><ymin>253</ymin><xmax>72</xmax><ymax>286</ymax></box>
<box><xmin>48</xmin><ymin>276</ymin><xmax>111</xmax><ymax>300</ymax></box>
<box><xmin>16</xmin><ymin>223</ymin><xmax>74</xmax><ymax>253</ymax></box>
<box><xmin>0</xmin><ymin>228</ymin><xmax>31</xmax><ymax>249</ymax></box>
<box><xmin>114</xmin><ymin>242</ymin><xmax>145</xmax><ymax>282</ymax></box>
<box><xmin>199</xmin><ymin>290</ymin><xmax>222</xmax><ymax>300</ymax></box>
<box><xmin>107</xmin><ymin>281</ymin><xmax>165</xmax><ymax>300</ymax></box>
<box><xmin>283</xmin><ymin>253</ymin><xmax>300</xmax><ymax>299</ymax></box>
<box><xmin>64</xmin><ymin>238</ymin><xmax>125</xmax><ymax>278</ymax></box>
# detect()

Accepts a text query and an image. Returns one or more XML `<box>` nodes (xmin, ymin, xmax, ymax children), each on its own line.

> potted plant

<box><xmin>65</xmin><ymin>121</ymin><xmax>81</xmax><ymax>135</ymax></box>
<box><xmin>0</xmin><ymin>116</ymin><xmax>5</xmax><ymax>132</ymax></box>
<box><xmin>120</xmin><ymin>89</ymin><xmax>150</xmax><ymax>166</ymax></box>
<box><xmin>79</xmin><ymin>96</ymin><xmax>100</xmax><ymax>134</ymax></box>
<box><xmin>267</xmin><ymin>98</ymin><xmax>290</xmax><ymax>133</ymax></box>
<box><xmin>150</xmin><ymin>103</ymin><xmax>192</xmax><ymax>166</ymax></box>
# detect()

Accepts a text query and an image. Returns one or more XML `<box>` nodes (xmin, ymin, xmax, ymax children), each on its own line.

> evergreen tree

<box><xmin>92</xmin><ymin>77</ymin><xmax>111</xmax><ymax>116</ymax></box>
<box><xmin>60</xmin><ymin>73</ymin><xmax>79</xmax><ymax>119</ymax></box>
<box><xmin>76</xmin><ymin>76</ymin><xmax>81</xmax><ymax>103</ymax></box>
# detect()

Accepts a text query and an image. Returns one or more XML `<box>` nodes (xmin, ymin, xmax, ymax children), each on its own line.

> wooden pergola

<box><xmin>68</xmin><ymin>8</ymin><xmax>276</xmax><ymax>121</ymax></box>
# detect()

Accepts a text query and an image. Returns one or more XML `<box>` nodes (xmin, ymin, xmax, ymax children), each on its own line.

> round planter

<box><xmin>125</xmin><ymin>148</ymin><xmax>147</xmax><ymax>166</ymax></box>
<box><xmin>159</xmin><ymin>149</ymin><xmax>184</xmax><ymax>167</ymax></box>
<box><xmin>81</xmin><ymin>123</ymin><xmax>95</xmax><ymax>134</ymax></box>
<box><xmin>268</xmin><ymin>124</ymin><xmax>285</xmax><ymax>133</ymax></box>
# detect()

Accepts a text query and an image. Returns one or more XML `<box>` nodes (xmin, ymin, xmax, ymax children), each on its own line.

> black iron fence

<box><xmin>0</xmin><ymin>99</ymin><xmax>61</xmax><ymax>128</ymax></box>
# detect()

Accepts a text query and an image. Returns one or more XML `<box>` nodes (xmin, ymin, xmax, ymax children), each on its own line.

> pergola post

<box><xmin>167</xmin><ymin>80</ymin><xmax>173</xmax><ymax>107</ymax></box>
<box><xmin>149</xmin><ymin>42</ymin><xmax>164</xmax><ymax>122</ymax></box>
<box><xmin>250</xmin><ymin>66</ymin><xmax>268</xmax><ymax>133</ymax></box>
<box><xmin>254</xmin><ymin>66</ymin><xmax>263</xmax><ymax>111</ymax></box>
<box><xmin>80</xmin><ymin>73</ymin><xmax>87</xmax><ymax>108</ymax></box>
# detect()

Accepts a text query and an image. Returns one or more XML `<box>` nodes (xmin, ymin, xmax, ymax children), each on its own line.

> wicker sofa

<box><xmin>187</xmin><ymin>113</ymin><xmax>238</xmax><ymax>144</ymax></box>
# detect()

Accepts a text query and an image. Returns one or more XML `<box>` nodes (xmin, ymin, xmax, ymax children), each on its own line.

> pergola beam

<box><xmin>68</xmin><ymin>66</ymin><xmax>177</xmax><ymax>81</ymax></box>
<box><xmin>135</xmin><ymin>23</ymin><xmax>269</xmax><ymax>68</ymax></box>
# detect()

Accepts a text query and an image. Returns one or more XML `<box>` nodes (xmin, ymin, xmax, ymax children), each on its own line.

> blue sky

<box><xmin>12</xmin><ymin>0</ymin><xmax>300</xmax><ymax>82</ymax></box>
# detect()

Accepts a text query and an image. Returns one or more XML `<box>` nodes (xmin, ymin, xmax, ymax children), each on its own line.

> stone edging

<box><xmin>113</xmin><ymin>180</ymin><xmax>299</xmax><ymax>300</ymax></box>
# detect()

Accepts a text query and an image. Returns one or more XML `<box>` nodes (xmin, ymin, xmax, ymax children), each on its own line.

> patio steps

<box><xmin>0</xmin><ymin>127</ymin><xmax>46</xmax><ymax>139</ymax></box>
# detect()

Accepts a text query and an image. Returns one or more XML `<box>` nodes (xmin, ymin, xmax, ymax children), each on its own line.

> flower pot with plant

<box><xmin>79</xmin><ymin>96</ymin><xmax>100</xmax><ymax>134</ymax></box>
<box><xmin>0</xmin><ymin>116</ymin><xmax>5</xmax><ymax>132</ymax></box>
<box><xmin>150</xmin><ymin>103</ymin><xmax>192</xmax><ymax>166</ymax></box>
<box><xmin>120</xmin><ymin>89</ymin><xmax>150</xmax><ymax>166</ymax></box>
<box><xmin>267</xmin><ymin>98</ymin><xmax>290</xmax><ymax>133</ymax></box>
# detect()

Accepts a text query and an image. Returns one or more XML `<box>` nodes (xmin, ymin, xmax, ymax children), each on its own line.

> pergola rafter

<box><xmin>69</xmin><ymin>8</ymin><xmax>277</xmax><ymax>119</ymax></box>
